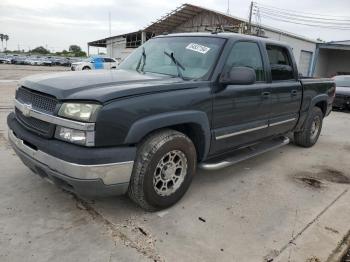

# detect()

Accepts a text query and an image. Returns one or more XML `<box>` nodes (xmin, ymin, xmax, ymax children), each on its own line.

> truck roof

<box><xmin>155</xmin><ymin>32</ymin><xmax>289</xmax><ymax>47</ymax></box>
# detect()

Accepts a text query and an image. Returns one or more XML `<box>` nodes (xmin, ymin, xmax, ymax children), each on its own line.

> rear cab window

<box><xmin>266</xmin><ymin>45</ymin><xmax>295</xmax><ymax>81</ymax></box>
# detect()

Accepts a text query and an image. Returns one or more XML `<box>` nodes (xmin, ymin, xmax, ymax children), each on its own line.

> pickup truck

<box><xmin>7</xmin><ymin>33</ymin><xmax>335</xmax><ymax>211</ymax></box>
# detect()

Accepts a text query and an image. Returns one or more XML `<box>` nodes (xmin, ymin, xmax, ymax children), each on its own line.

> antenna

<box><xmin>226</xmin><ymin>0</ymin><xmax>230</xmax><ymax>14</ymax></box>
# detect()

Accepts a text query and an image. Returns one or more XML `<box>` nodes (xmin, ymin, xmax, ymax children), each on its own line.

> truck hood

<box><xmin>336</xmin><ymin>86</ymin><xmax>350</xmax><ymax>96</ymax></box>
<box><xmin>20</xmin><ymin>69</ymin><xmax>187</xmax><ymax>103</ymax></box>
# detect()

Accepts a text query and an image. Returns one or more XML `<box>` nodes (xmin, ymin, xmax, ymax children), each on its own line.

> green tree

<box><xmin>31</xmin><ymin>46</ymin><xmax>50</xmax><ymax>54</ymax></box>
<box><xmin>69</xmin><ymin>45</ymin><xmax>82</xmax><ymax>53</ymax></box>
<box><xmin>3</xmin><ymin>35</ymin><xmax>9</xmax><ymax>50</ymax></box>
<box><xmin>0</xmin><ymin>34</ymin><xmax>4</xmax><ymax>51</ymax></box>
<box><xmin>74</xmin><ymin>50</ymin><xmax>87</xmax><ymax>57</ymax></box>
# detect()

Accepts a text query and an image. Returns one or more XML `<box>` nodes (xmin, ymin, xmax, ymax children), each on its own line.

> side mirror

<box><xmin>220</xmin><ymin>66</ymin><xmax>256</xmax><ymax>85</ymax></box>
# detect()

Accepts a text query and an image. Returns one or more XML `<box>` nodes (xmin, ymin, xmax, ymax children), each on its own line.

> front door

<box><xmin>93</xmin><ymin>57</ymin><xmax>104</xmax><ymax>69</ymax></box>
<box><xmin>211</xmin><ymin>41</ymin><xmax>271</xmax><ymax>154</ymax></box>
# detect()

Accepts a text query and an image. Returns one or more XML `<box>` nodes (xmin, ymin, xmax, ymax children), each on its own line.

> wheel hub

<box><xmin>310</xmin><ymin>116</ymin><xmax>321</xmax><ymax>140</ymax></box>
<box><xmin>153</xmin><ymin>150</ymin><xmax>188</xmax><ymax>196</ymax></box>
<box><xmin>163</xmin><ymin>164</ymin><xmax>176</xmax><ymax>180</ymax></box>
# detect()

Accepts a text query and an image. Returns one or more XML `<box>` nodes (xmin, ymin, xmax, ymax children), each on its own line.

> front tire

<box><xmin>82</xmin><ymin>66</ymin><xmax>91</xmax><ymax>70</ymax></box>
<box><xmin>294</xmin><ymin>107</ymin><xmax>323</xmax><ymax>147</ymax></box>
<box><xmin>128</xmin><ymin>129</ymin><xmax>197</xmax><ymax>211</ymax></box>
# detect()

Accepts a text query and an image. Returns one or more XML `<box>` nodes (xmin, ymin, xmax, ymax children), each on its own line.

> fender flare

<box><xmin>124</xmin><ymin>110</ymin><xmax>211</xmax><ymax>160</ymax></box>
<box><xmin>297</xmin><ymin>94</ymin><xmax>328</xmax><ymax>131</ymax></box>
<box><xmin>309</xmin><ymin>94</ymin><xmax>328</xmax><ymax>115</ymax></box>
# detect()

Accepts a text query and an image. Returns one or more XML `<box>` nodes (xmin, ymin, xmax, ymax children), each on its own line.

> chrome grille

<box><xmin>15</xmin><ymin>108</ymin><xmax>53</xmax><ymax>136</ymax></box>
<box><xmin>16</xmin><ymin>87</ymin><xmax>58</xmax><ymax>114</ymax></box>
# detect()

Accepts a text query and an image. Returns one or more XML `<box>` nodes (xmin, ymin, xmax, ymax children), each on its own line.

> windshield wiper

<box><xmin>164</xmin><ymin>51</ymin><xmax>185</xmax><ymax>80</ymax></box>
<box><xmin>136</xmin><ymin>46</ymin><xmax>146</xmax><ymax>73</ymax></box>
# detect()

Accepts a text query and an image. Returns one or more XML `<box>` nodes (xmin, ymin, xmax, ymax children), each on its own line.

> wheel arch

<box><xmin>296</xmin><ymin>94</ymin><xmax>328</xmax><ymax>131</ymax></box>
<box><xmin>311</xmin><ymin>94</ymin><xmax>328</xmax><ymax>116</ymax></box>
<box><xmin>124</xmin><ymin>111</ymin><xmax>211</xmax><ymax>161</ymax></box>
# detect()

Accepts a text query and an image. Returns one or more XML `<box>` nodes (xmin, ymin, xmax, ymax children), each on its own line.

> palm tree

<box><xmin>3</xmin><ymin>35</ymin><xmax>9</xmax><ymax>50</ymax></box>
<box><xmin>0</xmin><ymin>34</ymin><xmax>4</xmax><ymax>51</ymax></box>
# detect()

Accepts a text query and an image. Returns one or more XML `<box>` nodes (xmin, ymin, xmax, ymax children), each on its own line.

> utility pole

<box><xmin>226</xmin><ymin>0</ymin><xmax>230</xmax><ymax>14</ymax></box>
<box><xmin>248</xmin><ymin>1</ymin><xmax>254</xmax><ymax>34</ymax></box>
<box><xmin>108</xmin><ymin>12</ymin><xmax>111</xmax><ymax>37</ymax></box>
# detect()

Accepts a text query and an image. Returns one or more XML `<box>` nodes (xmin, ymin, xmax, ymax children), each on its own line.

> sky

<box><xmin>1</xmin><ymin>0</ymin><xmax>350</xmax><ymax>54</ymax></box>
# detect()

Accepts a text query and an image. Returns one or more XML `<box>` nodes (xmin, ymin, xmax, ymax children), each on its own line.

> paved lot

<box><xmin>0</xmin><ymin>64</ymin><xmax>349</xmax><ymax>262</ymax></box>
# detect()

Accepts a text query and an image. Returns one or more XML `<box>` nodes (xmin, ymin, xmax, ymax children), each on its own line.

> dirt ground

<box><xmin>0</xmin><ymin>64</ymin><xmax>349</xmax><ymax>262</ymax></box>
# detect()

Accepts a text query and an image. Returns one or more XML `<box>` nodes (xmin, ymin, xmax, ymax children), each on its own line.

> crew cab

<box><xmin>71</xmin><ymin>56</ymin><xmax>118</xmax><ymax>71</ymax></box>
<box><xmin>7</xmin><ymin>33</ymin><xmax>335</xmax><ymax>211</ymax></box>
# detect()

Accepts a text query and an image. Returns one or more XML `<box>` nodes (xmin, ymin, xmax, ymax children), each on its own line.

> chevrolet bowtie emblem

<box><xmin>22</xmin><ymin>103</ymin><xmax>32</xmax><ymax>117</ymax></box>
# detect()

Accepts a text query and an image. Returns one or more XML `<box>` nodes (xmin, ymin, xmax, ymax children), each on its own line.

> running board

<box><xmin>199</xmin><ymin>137</ymin><xmax>290</xmax><ymax>171</ymax></box>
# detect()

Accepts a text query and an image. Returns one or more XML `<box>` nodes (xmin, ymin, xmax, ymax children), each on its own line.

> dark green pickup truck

<box><xmin>8</xmin><ymin>33</ymin><xmax>335</xmax><ymax>210</ymax></box>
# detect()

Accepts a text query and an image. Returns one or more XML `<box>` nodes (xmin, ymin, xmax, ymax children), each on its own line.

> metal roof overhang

<box><xmin>88</xmin><ymin>39</ymin><xmax>107</xmax><ymax>48</ymax></box>
<box><xmin>318</xmin><ymin>43</ymin><xmax>350</xmax><ymax>51</ymax></box>
<box><xmin>143</xmin><ymin>4</ymin><xmax>242</xmax><ymax>34</ymax></box>
<box><xmin>88</xmin><ymin>31</ymin><xmax>142</xmax><ymax>47</ymax></box>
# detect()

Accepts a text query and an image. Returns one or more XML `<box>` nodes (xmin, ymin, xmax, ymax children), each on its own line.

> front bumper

<box><xmin>8</xmin><ymin>113</ymin><xmax>136</xmax><ymax>197</ymax></box>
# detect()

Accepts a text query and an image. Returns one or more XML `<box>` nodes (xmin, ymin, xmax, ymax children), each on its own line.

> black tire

<box><xmin>128</xmin><ymin>129</ymin><xmax>197</xmax><ymax>211</ymax></box>
<box><xmin>294</xmin><ymin>107</ymin><xmax>323</xmax><ymax>147</ymax></box>
<box><xmin>82</xmin><ymin>66</ymin><xmax>91</xmax><ymax>70</ymax></box>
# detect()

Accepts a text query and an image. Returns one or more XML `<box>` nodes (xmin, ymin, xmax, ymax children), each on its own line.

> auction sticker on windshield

<box><xmin>186</xmin><ymin>43</ymin><xmax>211</xmax><ymax>54</ymax></box>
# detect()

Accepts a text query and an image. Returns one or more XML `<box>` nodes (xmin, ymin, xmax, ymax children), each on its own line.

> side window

<box><xmin>104</xmin><ymin>58</ymin><xmax>114</xmax><ymax>62</ymax></box>
<box><xmin>225</xmin><ymin>41</ymin><xmax>265</xmax><ymax>81</ymax></box>
<box><xmin>266</xmin><ymin>45</ymin><xmax>294</xmax><ymax>81</ymax></box>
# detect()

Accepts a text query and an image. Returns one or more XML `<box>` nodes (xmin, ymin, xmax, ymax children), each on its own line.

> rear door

<box><xmin>264</xmin><ymin>44</ymin><xmax>302</xmax><ymax>136</ymax></box>
<box><xmin>103</xmin><ymin>58</ymin><xmax>112</xmax><ymax>69</ymax></box>
<box><xmin>211</xmin><ymin>41</ymin><xmax>271</xmax><ymax>154</ymax></box>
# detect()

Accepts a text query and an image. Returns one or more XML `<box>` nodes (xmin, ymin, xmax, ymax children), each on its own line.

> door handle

<box><xmin>261</xmin><ymin>92</ymin><xmax>271</xmax><ymax>98</ymax></box>
<box><xmin>291</xmin><ymin>90</ymin><xmax>298</xmax><ymax>96</ymax></box>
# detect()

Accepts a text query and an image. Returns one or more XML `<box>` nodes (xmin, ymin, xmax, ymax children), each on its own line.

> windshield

<box><xmin>119</xmin><ymin>36</ymin><xmax>225</xmax><ymax>80</ymax></box>
<box><xmin>83</xmin><ymin>57</ymin><xmax>94</xmax><ymax>62</ymax></box>
<box><xmin>334</xmin><ymin>76</ymin><xmax>350</xmax><ymax>87</ymax></box>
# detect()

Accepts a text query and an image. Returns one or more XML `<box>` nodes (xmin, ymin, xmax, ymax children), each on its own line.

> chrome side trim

<box><xmin>15</xmin><ymin>99</ymin><xmax>95</xmax><ymax>131</ymax></box>
<box><xmin>270</xmin><ymin>118</ymin><xmax>296</xmax><ymax>127</ymax></box>
<box><xmin>215</xmin><ymin>118</ymin><xmax>297</xmax><ymax>140</ymax></box>
<box><xmin>9</xmin><ymin>130</ymin><xmax>134</xmax><ymax>185</ymax></box>
<box><xmin>216</xmin><ymin>125</ymin><xmax>268</xmax><ymax>140</ymax></box>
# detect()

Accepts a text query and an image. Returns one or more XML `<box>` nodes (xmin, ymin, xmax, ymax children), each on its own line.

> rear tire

<box><xmin>294</xmin><ymin>107</ymin><xmax>323</xmax><ymax>147</ymax></box>
<box><xmin>128</xmin><ymin>129</ymin><xmax>197</xmax><ymax>211</ymax></box>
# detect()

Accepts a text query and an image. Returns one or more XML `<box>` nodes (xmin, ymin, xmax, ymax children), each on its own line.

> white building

<box><xmin>88</xmin><ymin>4</ymin><xmax>349</xmax><ymax>77</ymax></box>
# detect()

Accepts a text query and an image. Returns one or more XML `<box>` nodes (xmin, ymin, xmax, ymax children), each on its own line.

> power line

<box><xmin>258</xmin><ymin>10</ymin><xmax>350</xmax><ymax>26</ymax></box>
<box><xmin>254</xmin><ymin>2</ymin><xmax>350</xmax><ymax>30</ymax></box>
<box><xmin>256</xmin><ymin>2</ymin><xmax>350</xmax><ymax>19</ymax></box>
<box><xmin>258</xmin><ymin>13</ymin><xmax>350</xmax><ymax>30</ymax></box>
<box><xmin>257</xmin><ymin>6</ymin><xmax>350</xmax><ymax>23</ymax></box>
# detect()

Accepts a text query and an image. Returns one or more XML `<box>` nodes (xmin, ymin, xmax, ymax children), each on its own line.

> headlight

<box><xmin>58</xmin><ymin>103</ymin><xmax>101</xmax><ymax>122</ymax></box>
<box><xmin>55</xmin><ymin>126</ymin><xmax>95</xmax><ymax>146</ymax></box>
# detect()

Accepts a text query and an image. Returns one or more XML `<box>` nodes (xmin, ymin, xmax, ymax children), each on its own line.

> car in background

<box><xmin>333</xmin><ymin>75</ymin><xmax>350</xmax><ymax>110</ymax></box>
<box><xmin>70</xmin><ymin>56</ymin><xmax>118</xmax><ymax>71</ymax></box>
<box><xmin>41</xmin><ymin>57</ymin><xmax>52</xmax><ymax>66</ymax></box>
<box><xmin>24</xmin><ymin>57</ymin><xmax>44</xmax><ymax>65</ymax></box>
<box><xmin>12</xmin><ymin>56</ymin><xmax>28</xmax><ymax>65</ymax></box>
<box><xmin>0</xmin><ymin>56</ymin><xmax>12</xmax><ymax>64</ymax></box>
